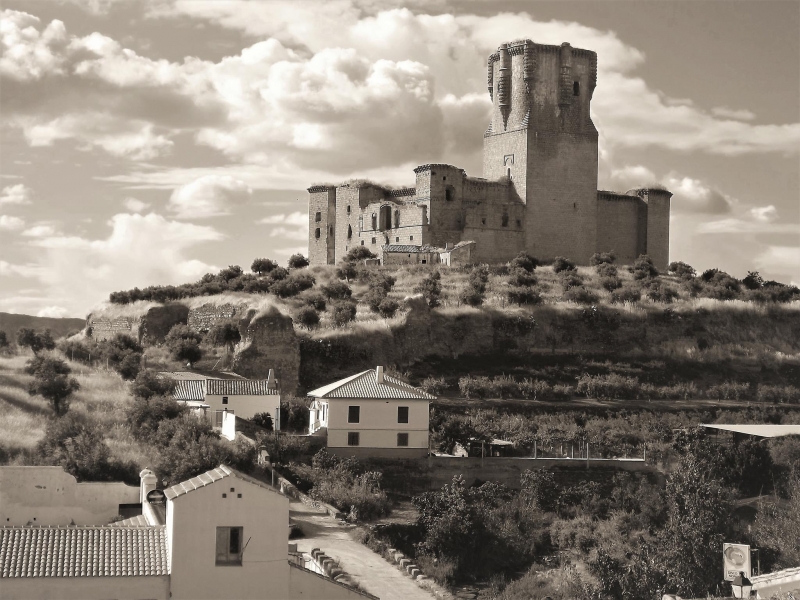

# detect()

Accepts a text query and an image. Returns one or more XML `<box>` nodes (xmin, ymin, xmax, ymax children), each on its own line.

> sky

<box><xmin>0</xmin><ymin>0</ymin><xmax>798</xmax><ymax>318</ymax></box>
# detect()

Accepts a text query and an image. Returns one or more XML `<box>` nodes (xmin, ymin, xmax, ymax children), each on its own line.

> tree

<box><xmin>332</xmin><ymin>301</ymin><xmax>357</xmax><ymax>327</ymax></box>
<box><xmin>251</xmin><ymin>257</ymin><xmax>278</xmax><ymax>275</ymax></box>
<box><xmin>16</xmin><ymin>328</ymin><xmax>56</xmax><ymax>354</ymax></box>
<box><xmin>336</xmin><ymin>261</ymin><xmax>358</xmax><ymax>282</ymax></box>
<box><xmin>26</xmin><ymin>357</ymin><xmax>80</xmax><ymax>416</ymax></box>
<box><xmin>0</xmin><ymin>331</ymin><xmax>8</xmax><ymax>350</ymax></box>
<box><xmin>753</xmin><ymin>469</ymin><xmax>800</xmax><ymax>568</ymax></box>
<box><xmin>271</xmin><ymin>272</ymin><xmax>315</xmax><ymax>298</ymax></box>
<box><xmin>207</xmin><ymin>321</ymin><xmax>241</xmax><ymax>353</ymax></box>
<box><xmin>345</xmin><ymin>247</ymin><xmax>377</xmax><ymax>262</ymax></box>
<box><xmin>668</xmin><ymin>261</ymin><xmax>696</xmax><ymax>279</ymax></box>
<box><xmin>36</xmin><ymin>414</ymin><xmax>114</xmax><ymax>481</ymax></box>
<box><xmin>552</xmin><ymin>256</ymin><xmax>576</xmax><ymax>273</ymax></box>
<box><xmin>251</xmin><ymin>412</ymin><xmax>274</xmax><ymax>431</ymax></box>
<box><xmin>742</xmin><ymin>270</ymin><xmax>764</xmax><ymax>290</ymax></box>
<box><xmin>415</xmin><ymin>270</ymin><xmax>442</xmax><ymax>307</ymax></box>
<box><xmin>102</xmin><ymin>334</ymin><xmax>143</xmax><ymax>380</ymax></box>
<box><xmin>295</xmin><ymin>306</ymin><xmax>320</xmax><ymax>329</ymax></box>
<box><xmin>126</xmin><ymin>395</ymin><xmax>186</xmax><ymax>439</ymax></box>
<box><xmin>219</xmin><ymin>265</ymin><xmax>244</xmax><ymax>281</ymax></box>
<box><xmin>165</xmin><ymin>324</ymin><xmax>203</xmax><ymax>367</ymax></box>
<box><xmin>510</xmin><ymin>251</ymin><xmax>538</xmax><ymax>272</ymax></box>
<box><xmin>377</xmin><ymin>298</ymin><xmax>399</xmax><ymax>318</ymax></box>
<box><xmin>321</xmin><ymin>280</ymin><xmax>352</xmax><ymax>300</ymax></box>
<box><xmin>288</xmin><ymin>253</ymin><xmax>310</xmax><ymax>269</ymax></box>
<box><xmin>130</xmin><ymin>369</ymin><xmax>176</xmax><ymax>401</ymax></box>
<box><xmin>302</xmin><ymin>291</ymin><xmax>327</xmax><ymax>311</ymax></box>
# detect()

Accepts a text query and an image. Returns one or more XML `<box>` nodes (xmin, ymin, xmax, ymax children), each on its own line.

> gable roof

<box><xmin>172</xmin><ymin>380</ymin><xmax>206</xmax><ymax>401</ymax></box>
<box><xmin>307</xmin><ymin>369</ymin><xmax>435</xmax><ymax>400</ymax></box>
<box><xmin>206</xmin><ymin>379</ymin><xmax>278</xmax><ymax>396</ymax></box>
<box><xmin>0</xmin><ymin>526</ymin><xmax>168</xmax><ymax>578</ymax></box>
<box><xmin>163</xmin><ymin>465</ymin><xmax>281</xmax><ymax>501</ymax></box>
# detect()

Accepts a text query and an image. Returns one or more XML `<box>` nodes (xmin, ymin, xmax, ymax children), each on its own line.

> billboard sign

<box><xmin>723</xmin><ymin>543</ymin><xmax>751</xmax><ymax>581</ymax></box>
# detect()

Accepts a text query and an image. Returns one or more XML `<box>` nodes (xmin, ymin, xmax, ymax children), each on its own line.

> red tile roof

<box><xmin>164</xmin><ymin>465</ymin><xmax>281</xmax><ymax>501</ymax></box>
<box><xmin>206</xmin><ymin>379</ymin><xmax>278</xmax><ymax>396</ymax></box>
<box><xmin>307</xmin><ymin>369</ymin><xmax>435</xmax><ymax>400</ymax></box>
<box><xmin>0</xmin><ymin>526</ymin><xmax>168</xmax><ymax>578</ymax></box>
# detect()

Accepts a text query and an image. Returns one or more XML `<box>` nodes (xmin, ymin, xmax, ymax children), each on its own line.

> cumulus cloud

<box><xmin>748</xmin><ymin>205</ymin><xmax>778</xmax><ymax>223</ymax></box>
<box><xmin>754</xmin><ymin>246</ymin><xmax>800</xmax><ymax>282</ymax></box>
<box><xmin>168</xmin><ymin>175</ymin><xmax>253</xmax><ymax>219</ymax></box>
<box><xmin>0</xmin><ymin>260</ymin><xmax>40</xmax><ymax>278</ymax></box>
<box><xmin>123</xmin><ymin>197</ymin><xmax>150</xmax><ymax>212</ymax></box>
<box><xmin>36</xmin><ymin>305</ymin><xmax>70</xmax><ymax>318</ymax></box>
<box><xmin>0</xmin><ymin>183</ymin><xmax>32</xmax><ymax>205</ymax></box>
<box><xmin>22</xmin><ymin>224</ymin><xmax>58</xmax><ymax>237</ymax></box>
<box><xmin>711</xmin><ymin>106</ymin><xmax>756</xmax><ymax>121</ymax></box>
<box><xmin>607</xmin><ymin>165</ymin><xmax>657</xmax><ymax>191</ymax></box>
<box><xmin>664</xmin><ymin>175</ymin><xmax>734</xmax><ymax>215</ymax></box>
<box><xmin>0</xmin><ymin>215</ymin><xmax>25</xmax><ymax>230</ymax></box>
<box><xmin>259</xmin><ymin>211</ymin><xmax>308</xmax><ymax>239</ymax></box>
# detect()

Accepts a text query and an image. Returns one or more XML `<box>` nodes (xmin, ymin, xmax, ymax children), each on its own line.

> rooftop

<box><xmin>206</xmin><ymin>379</ymin><xmax>278</xmax><ymax>396</ymax></box>
<box><xmin>0</xmin><ymin>526</ymin><xmax>168</xmax><ymax>578</ymax></box>
<box><xmin>307</xmin><ymin>368</ymin><xmax>435</xmax><ymax>400</ymax></box>
<box><xmin>700</xmin><ymin>424</ymin><xmax>800</xmax><ymax>438</ymax></box>
<box><xmin>164</xmin><ymin>464</ymin><xmax>281</xmax><ymax>501</ymax></box>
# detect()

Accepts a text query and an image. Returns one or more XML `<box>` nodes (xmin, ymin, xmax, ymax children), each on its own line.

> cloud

<box><xmin>0</xmin><ymin>215</ymin><xmax>25</xmax><ymax>230</ymax></box>
<box><xmin>0</xmin><ymin>10</ymin><xmax>68</xmax><ymax>81</ymax></box>
<box><xmin>259</xmin><ymin>211</ymin><xmax>307</xmax><ymax>226</ymax></box>
<box><xmin>607</xmin><ymin>164</ymin><xmax>656</xmax><ymax>191</ymax></box>
<box><xmin>711</xmin><ymin>106</ymin><xmax>756</xmax><ymax>121</ymax></box>
<box><xmin>36</xmin><ymin>305</ymin><xmax>70</xmax><ymax>318</ymax></box>
<box><xmin>0</xmin><ymin>183</ymin><xmax>32</xmax><ymax>205</ymax></box>
<box><xmin>168</xmin><ymin>175</ymin><xmax>253</xmax><ymax>219</ymax></box>
<box><xmin>259</xmin><ymin>211</ymin><xmax>308</xmax><ymax>240</ymax></box>
<box><xmin>748</xmin><ymin>205</ymin><xmax>778</xmax><ymax>223</ymax></box>
<box><xmin>754</xmin><ymin>246</ymin><xmax>800</xmax><ymax>281</ymax></box>
<box><xmin>0</xmin><ymin>260</ymin><xmax>41</xmax><ymax>278</ymax></box>
<box><xmin>22</xmin><ymin>224</ymin><xmax>57</xmax><ymax>237</ymax></box>
<box><xmin>664</xmin><ymin>175</ymin><xmax>734</xmax><ymax>215</ymax></box>
<box><xmin>122</xmin><ymin>197</ymin><xmax>150</xmax><ymax>212</ymax></box>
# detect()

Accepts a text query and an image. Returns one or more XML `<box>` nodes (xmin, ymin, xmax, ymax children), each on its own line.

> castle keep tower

<box><xmin>484</xmin><ymin>40</ymin><xmax>599</xmax><ymax>264</ymax></box>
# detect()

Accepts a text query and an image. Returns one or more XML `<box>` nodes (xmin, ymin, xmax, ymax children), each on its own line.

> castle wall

<box><xmin>596</xmin><ymin>193</ymin><xmax>646</xmax><ymax>264</ymax></box>
<box><xmin>88</xmin><ymin>317</ymin><xmax>141</xmax><ymax>343</ymax></box>
<box><xmin>308</xmin><ymin>187</ymin><xmax>336</xmax><ymax>265</ymax></box>
<box><xmin>644</xmin><ymin>190</ymin><xmax>672</xmax><ymax>271</ymax></box>
<box><xmin>186</xmin><ymin>303</ymin><xmax>244</xmax><ymax>333</ymax></box>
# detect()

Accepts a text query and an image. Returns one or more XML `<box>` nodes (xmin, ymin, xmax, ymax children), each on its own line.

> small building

<box><xmin>380</xmin><ymin>241</ymin><xmax>475</xmax><ymax>267</ymax></box>
<box><xmin>307</xmin><ymin>366</ymin><xmax>434</xmax><ymax>458</ymax></box>
<box><xmin>439</xmin><ymin>241</ymin><xmax>475</xmax><ymax>266</ymax></box>
<box><xmin>0</xmin><ymin>466</ymin><xmax>372</xmax><ymax>600</ymax></box>
<box><xmin>751</xmin><ymin>566</ymin><xmax>800</xmax><ymax>599</ymax></box>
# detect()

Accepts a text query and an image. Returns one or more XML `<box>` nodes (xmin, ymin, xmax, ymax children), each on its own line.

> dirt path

<box><xmin>290</xmin><ymin>501</ymin><xmax>433</xmax><ymax>600</ymax></box>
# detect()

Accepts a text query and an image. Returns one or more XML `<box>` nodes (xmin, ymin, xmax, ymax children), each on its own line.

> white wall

<box><xmin>326</xmin><ymin>398</ymin><xmax>428</xmax><ymax>449</ymax></box>
<box><xmin>167</xmin><ymin>477</ymin><xmax>291</xmax><ymax>600</ymax></box>
<box><xmin>0</xmin><ymin>466</ymin><xmax>139</xmax><ymax>526</ymax></box>
<box><xmin>221</xmin><ymin>410</ymin><xmax>236</xmax><ymax>441</ymax></box>
<box><xmin>287</xmin><ymin>563</ymin><xmax>375</xmax><ymax>599</ymax></box>
<box><xmin>205</xmin><ymin>393</ymin><xmax>280</xmax><ymax>420</ymax></box>
<box><xmin>0</xmin><ymin>575</ymin><xmax>169</xmax><ymax>600</ymax></box>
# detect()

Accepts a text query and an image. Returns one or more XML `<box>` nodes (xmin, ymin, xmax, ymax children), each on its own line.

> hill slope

<box><xmin>0</xmin><ymin>312</ymin><xmax>85</xmax><ymax>341</ymax></box>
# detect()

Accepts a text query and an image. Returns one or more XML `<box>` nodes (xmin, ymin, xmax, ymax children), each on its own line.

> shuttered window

<box><xmin>215</xmin><ymin>527</ymin><xmax>243</xmax><ymax>565</ymax></box>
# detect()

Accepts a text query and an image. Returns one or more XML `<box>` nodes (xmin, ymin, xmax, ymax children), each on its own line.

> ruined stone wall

<box><xmin>187</xmin><ymin>303</ymin><xmax>245</xmax><ymax>333</ymax></box>
<box><xmin>596</xmin><ymin>193</ymin><xmax>646</xmax><ymax>264</ymax></box>
<box><xmin>88</xmin><ymin>317</ymin><xmax>141</xmax><ymax>343</ymax></box>
<box><xmin>140</xmin><ymin>304</ymin><xmax>190</xmax><ymax>343</ymax></box>
<box><xmin>233</xmin><ymin>307</ymin><xmax>300</xmax><ymax>395</ymax></box>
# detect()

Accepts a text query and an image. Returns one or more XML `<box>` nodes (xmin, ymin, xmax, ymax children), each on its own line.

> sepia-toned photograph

<box><xmin>0</xmin><ymin>1</ymin><xmax>798</xmax><ymax>599</ymax></box>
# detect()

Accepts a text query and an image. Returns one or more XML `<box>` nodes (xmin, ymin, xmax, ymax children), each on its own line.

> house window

<box><xmin>397</xmin><ymin>406</ymin><xmax>409</xmax><ymax>424</ymax></box>
<box><xmin>396</xmin><ymin>237</ymin><xmax>399</xmax><ymax>242</ymax></box>
<box><xmin>215</xmin><ymin>526</ymin><xmax>243</xmax><ymax>566</ymax></box>
<box><xmin>360</xmin><ymin>240</ymin><xmax>365</xmax><ymax>246</ymax></box>
<box><xmin>348</xmin><ymin>406</ymin><xmax>360</xmax><ymax>423</ymax></box>
<box><xmin>315</xmin><ymin>212</ymin><xmax>321</xmax><ymax>222</ymax></box>
<box><xmin>371</xmin><ymin>237</ymin><xmax>376</xmax><ymax>244</ymax></box>
<box><xmin>222</xmin><ymin>396</ymin><xmax>229</xmax><ymax>405</ymax></box>
<box><xmin>315</xmin><ymin>228</ymin><xmax>320</xmax><ymax>239</ymax></box>
<box><xmin>397</xmin><ymin>433</ymin><xmax>409</xmax><ymax>447</ymax></box>
<box><xmin>573</xmin><ymin>81</ymin><xmax>580</xmax><ymax>96</ymax></box>
<box><xmin>410</xmin><ymin>236</ymin><xmax>414</xmax><ymax>241</ymax></box>
<box><xmin>347</xmin><ymin>432</ymin><xmax>360</xmax><ymax>446</ymax></box>
<box><xmin>421</xmin><ymin>259</ymin><xmax>427</xmax><ymax>264</ymax></box>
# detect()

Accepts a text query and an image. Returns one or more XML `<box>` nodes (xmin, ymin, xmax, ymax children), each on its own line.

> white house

<box><xmin>307</xmin><ymin>366</ymin><xmax>434</xmax><ymax>458</ymax></box>
<box><xmin>161</xmin><ymin>370</ymin><xmax>281</xmax><ymax>423</ymax></box>
<box><xmin>0</xmin><ymin>466</ymin><xmax>374</xmax><ymax>600</ymax></box>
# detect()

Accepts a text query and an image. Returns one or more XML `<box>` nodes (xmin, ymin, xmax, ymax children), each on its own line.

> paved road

<box><xmin>290</xmin><ymin>501</ymin><xmax>433</xmax><ymax>600</ymax></box>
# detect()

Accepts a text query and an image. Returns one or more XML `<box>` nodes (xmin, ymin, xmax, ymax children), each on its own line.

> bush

<box><xmin>301</xmin><ymin>291</ymin><xmax>327</xmax><ymax>311</ymax></box>
<box><xmin>552</xmin><ymin>256</ymin><xmax>576</xmax><ymax>273</ymax></box>
<box><xmin>518</xmin><ymin>379</ymin><xmax>554</xmax><ymax>401</ymax></box>
<box><xmin>206</xmin><ymin>321</ymin><xmax>241</xmax><ymax>353</ymax></box>
<box><xmin>507</xmin><ymin>286</ymin><xmax>542</xmax><ymax>305</ymax></box>
<box><xmin>610</xmin><ymin>286</ymin><xmax>641</xmax><ymax>304</ymax></box>
<box><xmin>576</xmin><ymin>373</ymin><xmax>640</xmax><ymax>400</ymax></box>
<box><xmin>706</xmin><ymin>382</ymin><xmax>752</xmax><ymax>401</ymax></box>
<box><xmin>251</xmin><ymin>412</ymin><xmax>274</xmax><ymax>431</ymax></box>
<box><xmin>468</xmin><ymin>266</ymin><xmax>490</xmax><ymax>293</ymax></box>
<box><xmin>272</xmin><ymin>272</ymin><xmax>315</xmax><ymax>298</ymax></box>
<box><xmin>458</xmin><ymin>375</ymin><xmax>496</xmax><ymax>399</ymax></box>
<box><xmin>459</xmin><ymin>287</ymin><xmax>485</xmax><ymax>307</ymax></box>
<box><xmin>368</xmin><ymin>272</ymin><xmax>396</xmax><ymax>293</ymax></box>
<box><xmin>321</xmin><ymin>280</ymin><xmax>352</xmax><ymax>300</ymax></box>
<box><xmin>420</xmin><ymin>376</ymin><xmax>447</xmax><ymax>395</ymax></box>
<box><xmin>600</xmin><ymin>276</ymin><xmax>622</xmax><ymax>291</ymax></box>
<box><xmin>332</xmin><ymin>301</ymin><xmax>357</xmax><ymax>327</ymax></box>
<box><xmin>26</xmin><ymin>357</ymin><xmax>81</xmax><ymax>415</ymax></box>
<box><xmin>415</xmin><ymin>270</ymin><xmax>442</xmax><ymax>307</ymax></box>
<box><xmin>377</xmin><ymin>298</ymin><xmax>400</xmax><ymax>318</ymax></box>
<box><xmin>165</xmin><ymin>324</ymin><xmax>203</xmax><ymax>366</ymax></box>
<box><xmin>640</xmin><ymin>382</ymin><xmax>699</xmax><ymax>400</ymax></box>
<box><xmin>345</xmin><ymin>247</ymin><xmax>377</xmax><ymax>262</ymax></box>
<box><xmin>288</xmin><ymin>254</ymin><xmax>309</xmax><ymax>269</ymax></box>
<box><xmin>590</xmin><ymin>251</ymin><xmax>616</xmax><ymax>266</ymax></box>
<box><xmin>596</xmin><ymin>263</ymin><xmax>618</xmax><ymax>278</ymax></box>
<box><xmin>756</xmin><ymin>385</ymin><xmax>800</xmax><ymax>404</ymax></box>
<box><xmin>295</xmin><ymin>306</ymin><xmax>320</xmax><ymax>329</ymax></box>
<box><xmin>508</xmin><ymin>268</ymin><xmax>537</xmax><ymax>287</ymax></box>
<box><xmin>130</xmin><ymin>370</ymin><xmax>175</xmax><ymax>400</ymax></box>
<box><xmin>126</xmin><ymin>395</ymin><xmax>187</xmax><ymax>439</ymax></box>
<box><xmin>16</xmin><ymin>328</ymin><xmax>56</xmax><ymax>354</ymax></box>
<box><xmin>645</xmin><ymin>282</ymin><xmax>679</xmax><ymax>303</ymax></box>
<box><xmin>668</xmin><ymin>261</ymin><xmax>696</xmax><ymax>279</ymax></box>
<box><xmin>509</xmin><ymin>252</ymin><xmax>538</xmax><ymax>273</ymax></box>
<box><xmin>633</xmin><ymin>255</ymin><xmax>658</xmax><ymax>280</ymax></box>
<box><xmin>559</xmin><ymin>271</ymin><xmax>584</xmax><ymax>290</ymax></box>
<box><xmin>700</xmin><ymin>268</ymin><xmax>720</xmax><ymax>282</ymax></box>
<box><xmin>563</xmin><ymin>286</ymin><xmax>599</xmax><ymax>305</ymax></box>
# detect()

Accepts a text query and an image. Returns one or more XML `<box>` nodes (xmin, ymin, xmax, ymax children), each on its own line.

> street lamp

<box><xmin>731</xmin><ymin>571</ymin><xmax>753</xmax><ymax>598</ymax></box>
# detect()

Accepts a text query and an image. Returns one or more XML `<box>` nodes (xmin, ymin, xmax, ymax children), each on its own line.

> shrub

<box><xmin>600</xmin><ymin>276</ymin><xmax>622</xmax><ymax>291</ymax></box>
<box><xmin>552</xmin><ymin>256</ymin><xmax>576</xmax><ymax>273</ymax></box>
<box><xmin>509</xmin><ymin>252</ymin><xmax>538</xmax><ymax>272</ymax></box>
<box><xmin>507</xmin><ymin>286</ymin><xmax>542</xmax><ymax>305</ymax></box>
<box><xmin>345</xmin><ymin>247</ymin><xmax>377</xmax><ymax>262</ymax></box>
<box><xmin>16</xmin><ymin>328</ymin><xmax>56</xmax><ymax>354</ymax></box>
<box><xmin>130</xmin><ymin>370</ymin><xmax>175</xmax><ymax>400</ymax></box>
<box><xmin>518</xmin><ymin>378</ymin><xmax>553</xmax><ymax>401</ymax></box>
<box><xmin>459</xmin><ymin>287</ymin><xmax>484</xmax><ymax>307</ymax></box>
<box><xmin>756</xmin><ymin>385</ymin><xmax>800</xmax><ymax>404</ymax></box>
<box><xmin>302</xmin><ymin>291</ymin><xmax>327</xmax><ymax>311</ymax></box>
<box><xmin>682</xmin><ymin>278</ymin><xmax>704</xmax><ymax>297</ymax></box>
<box><xmin>0</xmin><ymin>331</ymin><xmax>8</xmax><ymax>350</ymax></box>
<box><xmin>508</xmin><ymin>268</ymin><xmax>537</xmax><ymax>287</ymax></box>
<box><xmin>415</xmin><ymin>270</ymin><xmax>442</xmax><ymax>307</ymax></box>
<box><xmin>640</xmin><ymin>382</ymin><xmax>699</xmax><ymax>400</ymax></box>
<box><xmin>206</xmin><ymin>321</ymin><xmax>241</xmax><ymax>353</ymax></box>
<box><xmin>377</xmin><ymin>298</ymin><xmax>399</xmax><ymax>318</ymax></box>
<box><xmin>633</xmin><ymin>255</ymin><xmax>658</xmax><ymax>280</ymax></box>
<box><xmin>364</xmin><ymin>286</ymin><xmax>388</xmax><ymax>312</ymax></box>
<box><xmin>288</xmin><ymin>254</ymin><xmax>309</xmax><ymax>269</ymax></box>
<box><xmin>645</xmin><ymin>282</ymin><xmax>679</xmax><ymax>303</ymax></box>
<box><xmin>596</xmin><ymin>263</ymin><xmax>618</xmax><ymax>278</ymax></box>
<box><xmin>321</xmin><ymin>280</ymin><xmax>352</xmax><ymax>300</ymax></box>
<box><xmin>336</xmin><ymin>261</ymin><xmax>358</xmax><ymax>282</ymax></box>
<box><xmin>700</xmin><ymin>268</ymin><xmax>720</xmax><ymax>282</ymax></box>
<box><xmin>272</xmin><ymin>272</ymin><xmax>315</xmax><ymax>298</ymax></box>
<box><xmin>458</xmin><ymin>375</ymin><xmax>495</xmax><ymax>399</ymax></box>
<box><xmin>368</xmin><ymin>272</ymin><xmax>396</xmax><ymax>293</ymax></box>
<box><xmin>295</xmin><ymin>306</ymin><xmax>320</xmax><ymax>329</ymax></box>
<box><xmin>590</xmin><ymin>251</ymin><xmax>616</xmax><ymax>266</ymax></box>
<box><xmin>576</xmin><ymin>373</ymin><xmax>640</xmax><ymax>400</ymax></box>
<box><xmin>26</xmin><ymin>357</ymin><xmax>80</xmax><ymax>415</ymax></box>
<box><xmin>559</xmin><ymin>271</ymin><xmax>584</xmax><ymax>290</ymax></box>
<box><xmin>420</xmin><ymin>376</ymin><xmax>447</xmax><ymax>395</ymax></box>
<box><xmin>468</xmin><ymin>266</ymin><xmax>490</xmax><ymax>293</ymax></box>
<box><xmin>251</xmin><ymin>257</ymin><xmax>278</xmax><ymax>275</ymax></box>
<box><xmin>126</xmin><ymin>395</ymin><xmax>187</xmax><ymax>439</ymax></box>
<box><xmin>251</xmin><ymin>412</ymin><xmax>274</xmax><ymax>431</ymax></box>
<box><xmin>165</xmin><ymin>324</ymin><xmax>203</xmax><ymax>366</ymax></box>
<box><xmin>610</xmin><ymin>286</ymin><xmax>642</xmax><ymax>304</ymax></box>
<box><xmin>668</xmin><ymin>261</ymin><xmax>696</xmax><ymax>279</ymax></box>
<box><xmin>706</xmin><ymin>382</ymin><xmax>752</xmax><ymax>401</ymax></box>
<box><xmin>742</xmin><ymin>271</ymin><xmax>764</xmax><ymax>290</ymax></box>
<box><xmin>36</xmin><ymin>414</ymin><xmax>121</xmax><ymax>481</ymax></box>
<box><xmin>331</xmin><ymin>301</ymin><xmax>357</xmax><ymax>327</ymax></box>
<box><xmin>700</xmin><ymin>270</ymin><xmax>741</xmax><ymax>300</ymax></box>
<box><xmin>563</xmin><ymin>286</ymin><xmax>599</xmax><ymax>305</ymax></box>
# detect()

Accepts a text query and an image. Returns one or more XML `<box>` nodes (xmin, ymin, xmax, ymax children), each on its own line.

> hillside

<box><xmin>0</xmin><ymin>312</ymin><xmax>86</xmax><ymax>342</ymax></box>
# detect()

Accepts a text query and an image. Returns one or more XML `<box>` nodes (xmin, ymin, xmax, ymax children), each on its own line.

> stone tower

<box><xmin>483</xmin><ymin>40</ymin><xmax>599</xmax><ymax>264</ymax></box>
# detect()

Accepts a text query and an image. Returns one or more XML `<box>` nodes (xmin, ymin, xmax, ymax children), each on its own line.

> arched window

<box><xmin>347</xmin><ymin>224</ymin><xmax>352</xmax><ymax>239</ymax></box>
<box><xmin>573</xmin><ymin>81</ymin><xmax>580</xmax><ymax>96</ymax></box>
<box><xmin>371</xmin><ymin>213</ymin><xmax>377</xmax><ymax>230</ymax></box>
<box><xmin>315</xmin><ymin>228</ymin><xmax>321</xmax><ymax>239</ymax></box>
<box><xmin>394</xmin><ymin>210</ymin><xmax>400</xmax><ymax>228</ymax></box>
<box><xmin>379</xmin><ymin>205</ymin><xmax>391</xmax><ymax>231</ymax></box>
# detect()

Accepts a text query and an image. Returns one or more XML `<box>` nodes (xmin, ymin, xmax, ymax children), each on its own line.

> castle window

<box><xmin>315</xmin><ymin>211</ymin><xmax>321</xmax><ymax>222</ymax></box>
<box><xmin>371</xmin><ymin>213</ymin><xmax>377</xmax><ymax>230</ymax></box>
<box><xmin>501</xmin><ymin>214</ymin><xmax>509</xmax><ymax>227</ymax></box>
<box><xmin>315</xmin><ymin>228</ymin><xmax>320</xmax><ymax>239</ymax></box>
<box><xmin>443</xmin><ymin>176</ymin><xmax>446</xmax><ymax>181</ymax></box>
<box><xmin>394</xmin><ymin>210</ymin><xmax>400</xmax><ymax>228</ymax></box>
<box><xmin>329</xmin><ymin>226</ymin><xmax>333</xmax><ymax>235</ymax></box>
<box><xmin>347</xmin><ymin>225</ymin><xmax>352</xmax><ymax>239</ymax></box>
<box><xmin>359</xmin><ymin>215</ymin><xmax>363</xmax><ymax>232</ymax></box>
<box><xmin>360</xmin><ymin>240</ymin><xmax>364</xmax><ymax>246</ymax></box>
<box><xmin>371</xmin><ymin>237</ymin><xmax>376</xmax><ymax>244</ymax></box>
<box><xmin>481</xmin><ymin>218</ymin><xmax>486</xmax><ymax>225</ymax></box>
<box><xmin>507</xmin><ymin>167</ymin><xmax>512</xmax><ymax>180</ymax></box>
<box><xmin>445</xmin><ymin>186</ymin><xmax>454</xmax><ymax>201</ymax></box>
<box><xmin>410</xmin><ymin>236</ymin><xmax>414</xmax><ymax>241</ymax></box>
<box><xmin>347</xmin><ymin>205</ymin><xmax>351</xmax><ymax>214</ymax></box>
<box><xmin>396</xmin><ymin>237</ymin><xmax>399</xmax><ymax>242</ymax></box>
<box><xmin>379</xmin><ymin>205</ymin><xmax>391</xmax><ymax>231</ymax></box>
<box><xmin>573</xmin><ymin>81</ymin><xmax>580</xmax><ymax>96</ymax></box>
<box><xmin>516</xmin><ymin>219</ymin><xmax>522</xmax><ymax>227</ymax></box>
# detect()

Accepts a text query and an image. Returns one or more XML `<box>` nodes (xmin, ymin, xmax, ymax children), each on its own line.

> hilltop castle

<box><xmin>307</xmin><ymin>39</ymin><xmax>671</xmax><ymax>269</ymax></box>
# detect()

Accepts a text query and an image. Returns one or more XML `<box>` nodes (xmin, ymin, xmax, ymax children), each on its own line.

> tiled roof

<box><xmin>0</xmin><ymin>526</ymin><xmax>168</xmax><ymax>578</ymax></box>
<box><xmin>383</xmin><ymin>245</ymin><xmax>438</xmax><ymax>253</ymax></box>
<box><xmin>172</xmin><ymin>380</ymin><xmax>205</xmax><ymax>401</ymax></box>
<box><xmin>157</xmin><ymin>371</ymin><xmax>210</xmax><ymax>381</ymax></box>
<box><xmin>164</xmin><ymin>465</ymin><xmax>280</xmax><ymax>501</ymax></box>
<box><xmin>111</xmin><ymin>515</ymin><xmax>149</xmax><ymax>527</ymax></box>
<box><xmin>307</xmin><ymin>369</ymin><xmax>435</xmax><ymax>400</ymax></box>
<box><xmin>751</xmin><ymin>566</ymin><xmax>800</xmax><ymax>586</ymax></box>
<box><xmin>206</xmin><ymin>379</ymin><xmax>278</xmax><ymax>396</ymax></box>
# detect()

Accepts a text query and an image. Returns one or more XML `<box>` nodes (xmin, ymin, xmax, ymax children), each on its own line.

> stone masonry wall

<box><xmin>233</xmin><ymin>307</ymin><xmax>300</xmax><ymax>395</ymax></box>
<box><xmin>88</xmin><ymin>317</ymin><xmax>141</xmax><ymax>343</ymax></box>
<box><xmin>596</xmin><ymin>194</ymin><xmax>645</xmax><ymax>264</ymax></box>
<box><xmin>187</xmin><ymin>303</ymin><xmax>246</xmax><ymax>333</ymax></box>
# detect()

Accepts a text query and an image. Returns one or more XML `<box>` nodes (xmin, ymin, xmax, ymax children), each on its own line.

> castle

<box><xmin>307</xmin><ymin>39</ymin><xmax>671</xmax><ymax>269</ymax></box>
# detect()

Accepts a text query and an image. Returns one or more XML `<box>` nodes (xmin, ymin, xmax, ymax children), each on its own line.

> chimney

<box><xmin>376</xmin><ymin>366</ymin><xmax>384</xmax><ymax>384</ymax></box>
<box><xmin>267</xmin><ymin>369</ymin><xmax>277</xmax><ymax>389</ymax></box>
<box><xmin>139</xmin><ymin>468</ymin><xmax>157</xmax><ymax>503</ymax></box>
